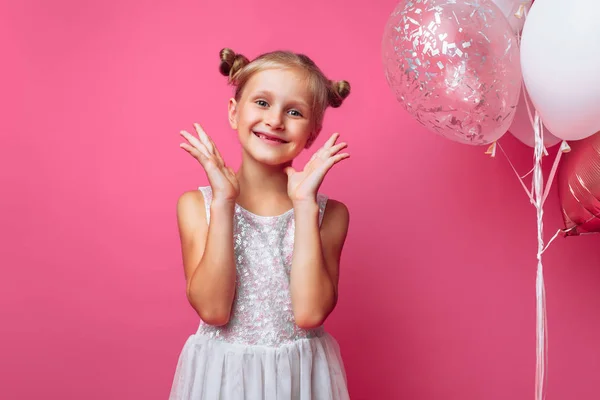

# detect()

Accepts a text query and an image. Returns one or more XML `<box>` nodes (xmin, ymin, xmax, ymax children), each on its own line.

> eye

<box><xmin>255</xmin><ymin>100</ymin><xmax>269</xmax><ymax>107</ymax></box>
<box><xmin>288</xmin><ymin>109</ymin><xmax>303</xmax><ymax>117</ymax></box>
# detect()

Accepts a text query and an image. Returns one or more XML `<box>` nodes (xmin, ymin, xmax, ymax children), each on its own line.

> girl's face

<box><xmin>228</xmin><ymin>68</ymin><xmax>315</xmax><ymax>166</ymax></box>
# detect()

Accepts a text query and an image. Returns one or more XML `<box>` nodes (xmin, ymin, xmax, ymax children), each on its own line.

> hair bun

<box><xmin>219</xmin><ymin>48</ymin><xmax>249</xmax><ymax>81</ymax></box>
<box><xmin>329</xmin><ymin>80</ymin><xmax>351</xmax><ymax>108</ymax></box>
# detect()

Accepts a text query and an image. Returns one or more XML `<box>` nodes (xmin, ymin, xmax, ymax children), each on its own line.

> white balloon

<box><xmin>520</xmin><ymin>0</ymin><xmax>600</xmax><ymax>141</ymax></box>
<box><xmin>509</xmin><ymin>88</ymin><xmax>561</xmax><ymax>148</ymax></box>
<box><xmin>490</xmin><ymin>0</ymin><xmax>532</xmax><ymax>34</ymax></box>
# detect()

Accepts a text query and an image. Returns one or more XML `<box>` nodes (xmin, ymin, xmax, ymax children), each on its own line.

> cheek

<box><xmin>238</xmin><ymin>107</ymin><xmax>260</xmax><ymax>125</ymax></box>
<box><xmin>289</xmin><ymin>120</ymin><xmax>312</xmax><ymax>140</ymax></box>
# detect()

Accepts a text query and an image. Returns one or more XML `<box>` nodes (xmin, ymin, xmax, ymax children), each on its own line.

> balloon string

<box><xmin>521</xmin><ymin>166</ymin><xmax>534</xmax><ymax>179</ymax></box>
<box><xmin>518</xmin><ymin>7</ymin><xmax>549</xmax><ymax>400</ymax></box>
<box><xmin>497</xmin><ymin>142</ymin><xmax>535</xmax><ymax>203</ymax></box>
<box><xmin>532</xmin><ymin>110</ymin><xmax>548</xmax><ymax>400</ymax></box>
<box><xmin>541</xmin><ymin>142</ymin><xmax>567</xmax><ymax>206</ymax></box>
<box><xmin>522</xmin><ymin>79</ymin><xmax>548</xmax><ymax>204</ymax></box>
<box><xmin>522</xmin><ymin>81</ymin><xmax>549</xmax><ymax>157</ymax></box>
<box><xmin>542</xmin><ymin>229</ymin><xmax>562</xmax><ymax>254</ymax></box>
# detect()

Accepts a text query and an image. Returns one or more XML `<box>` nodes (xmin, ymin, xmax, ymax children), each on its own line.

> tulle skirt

<box><xmin>169</xmin><ymin>332</ymin><xmax>349</xmax><ymax>400</ymax></box>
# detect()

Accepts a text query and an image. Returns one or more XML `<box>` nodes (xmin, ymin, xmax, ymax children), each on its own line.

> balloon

<box><xmin>382</xmin><ymin>0</ymin><xmax>521</xmax><ymax>146</ymax></box>
<box><xmin>520</xmin><ymin>0</ymin><xmax>600</xmax><ymax>141</ymax></box>
<box><xmin>490</xmin><ymin>0</ymin><xmax>532</xmax><ymax>34</ymax></box>
<box><xmin>509</xmin><ymin>88</ymin><xmax>561</xmax><ymax>148</ymax></box>
<box><xmin>557</xmin><ymin>132</ymin><xmax>600</xmax><ymax>235</ymax></box>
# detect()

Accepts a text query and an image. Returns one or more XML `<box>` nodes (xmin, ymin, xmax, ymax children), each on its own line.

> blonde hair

<box><xmin>219</xmin><ymin>48</ymin><xmax>351</xmax><ymax>146</ymax></box>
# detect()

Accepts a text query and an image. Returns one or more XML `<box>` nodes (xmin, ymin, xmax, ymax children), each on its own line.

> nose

<box><xmin>265</xmin><ymin>108</ymin><xmax>284</xmax><ymax>130</ymax></box>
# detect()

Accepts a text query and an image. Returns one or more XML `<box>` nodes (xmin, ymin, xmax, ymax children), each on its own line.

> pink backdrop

<box><xmin>2</xmin><ymin>0</ymin><xmax>599</xmax><ymax>399</ymax></box>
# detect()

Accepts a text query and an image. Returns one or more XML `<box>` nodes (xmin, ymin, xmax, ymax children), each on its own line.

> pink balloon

<box><xmin>557</xmin><ymin>131</ymin><xmax>600</xmax><ymax>236</ymax></box>
<box><xmin>509</xmin><ymin>88</ymin><xmax>561</xmax><ymax>148</ymax></box>
<box><xmin>382</xmin><ymin>0</ymin><xmax>521</xmax><ymax>146</ymax></box>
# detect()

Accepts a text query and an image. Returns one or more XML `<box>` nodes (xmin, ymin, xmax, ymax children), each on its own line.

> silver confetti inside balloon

<box><xmin>382</xmin><ymin>0</ymin><xmax>521</xmax><ymax>145</ymax></box>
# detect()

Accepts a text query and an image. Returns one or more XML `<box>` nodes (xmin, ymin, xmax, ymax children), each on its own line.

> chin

<box><xmin>250</xmin><ymin>150</ymin><xmax>294</xmax><ymax>166</ymax></box>
<box><xmin>245</xmin><ymin>142</ymin><xmax>303</xmax><ymax>167</ymax></box>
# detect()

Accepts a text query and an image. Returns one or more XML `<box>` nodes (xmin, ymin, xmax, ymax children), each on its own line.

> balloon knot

<box><xmin>485</xmin><ymin>141</ymin><xmax>497</xmax><ymax>157</ymax></box>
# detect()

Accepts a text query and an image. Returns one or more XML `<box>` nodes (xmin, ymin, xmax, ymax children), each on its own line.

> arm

<box><xmin>177</xmin><ymin>123</ymin><xmax>240</xmax><ymax>326</ymax></box>
<box><xmin>177</xmin><ymin>192</ymin><xmax>237</xmax><ymax>326</ymax></box>
<box><xmin>289</xmin><ymin>199</ymin><xmax>350</xmax><ymax>329</ymax></box>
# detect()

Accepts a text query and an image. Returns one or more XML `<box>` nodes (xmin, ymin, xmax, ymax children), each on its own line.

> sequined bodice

<box><xmin>195</xmin><ymin>186</ymin><xmax>327</xmax><ymax>347</ymax></box>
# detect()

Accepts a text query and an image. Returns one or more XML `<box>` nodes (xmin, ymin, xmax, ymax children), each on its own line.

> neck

<box><xmin>235</xmin><ymin>150</ymin><xmax>293</xmax><ymax>211</ymax></box>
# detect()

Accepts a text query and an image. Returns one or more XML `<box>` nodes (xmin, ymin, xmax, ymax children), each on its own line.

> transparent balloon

<box><xmin>490</xmin><ymin>0</ymin><xmax>532</xmax><ymax>34</ymax></box>
<box><xmin>382</xmin><ymin>0</ymin><xmax>522</xmax><ymax>145</ymax></box>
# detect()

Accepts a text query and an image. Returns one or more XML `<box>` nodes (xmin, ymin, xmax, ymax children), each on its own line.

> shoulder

<box><xmin>176</xmin><ymin>190</ymin><xmax>208</xmax><ymax>230</ymax></box>
<box><xmin>320</xmin><ymin>198</ymin><xmax>350</xmax><ymax>234</ymax></box>
<box><xmin>177</xmin><ymin>189</ymin><xmax>206</xmax><ymax>212</ymax></box>
<box><xmin>323</xmin><ymin>198</ymin><xmax>349</xmax><ymax>221</ymax></box>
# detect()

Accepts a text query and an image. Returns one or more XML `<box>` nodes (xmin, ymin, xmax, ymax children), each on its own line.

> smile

<box><xmin>253</xmin><ymin>131</ymin><xmax>288</xmax><ymax>144</ymax></box>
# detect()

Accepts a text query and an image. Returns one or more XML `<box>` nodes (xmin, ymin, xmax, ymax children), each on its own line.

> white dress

<box><xmin>169</xmin><ymin>187</ymin><xmax>349</xmax><ymax>400</ymax></box>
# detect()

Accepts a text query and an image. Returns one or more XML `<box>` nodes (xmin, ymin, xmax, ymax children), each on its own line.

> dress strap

<box><xmin>199</xmin><ymin>186</ymin><xmax>327</xmax><ymax>226</ymax></box>
<box><xmin>197</xmin><ymin>186</ymin><xmax>213</xmax><ymax>224</ymax></box>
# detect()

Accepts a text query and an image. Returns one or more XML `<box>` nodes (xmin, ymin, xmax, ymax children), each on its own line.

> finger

<box><xmin>194</xmin><ymin>123</ymin><xmax>226</xmax><ymax>166</ymax></box>
<box><xmin>322</xmin><ymin>153</ymin><xmax>350</xmax><ymax>171</ymax></box>
<box><xmin>308</xmin><ymin>153</ymin><xmax>349</xmax><ymax>186</ymax></box>
<box><xmin>225</xmin><ymin>167</ymin><xmax>239</xmax><ymax>189</ymax></box>
<box><xmin>180</xmin><ymin>142</ymin><xmax>209</xmax><ymax>162</ymax></box>
<box><xmin>180</xmin><ymin>131</ymin><xmax>211</xmax><ymax>158</ymax></box>
<box><xmin>226</xmin><ymin>166</ymin><xmax>236</xmax><ymax>177</ymax></box>
<box><xmin>324</xmin><ymin>132</ymin><xmax>340</xmax><ymax>148</ymax></box>
<box><xmin>284</xmin><ymin>167</ymin><xmax>297</xmax><ymax>178</ymax></box>
<box><xmin>197</xmin><ymin>124</ymin><xmax>220</xmax><ymax>155</ymax></box>
<box><xmin>180</xmin><ymin>129</ymin><xmax>203</xmax><ymax>148</ymax></box>
<box><xmin>208</xmin><ymin>137</ymin><xmax>225</xmax><ymax>165</ymax></box>
<box><xmin>193</xmin><ymin>123</ymin><xmax>216</xmax><ymax>154</ymax></box>
<box><xmin>327</xmin><ymin>142</ymin><xmax>348</xmax><ymax>156</ymax></box>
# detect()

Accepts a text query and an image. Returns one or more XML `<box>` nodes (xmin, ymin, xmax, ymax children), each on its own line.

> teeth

<box><xmin>255</xmin><ymin>132</ymin><xmax>285</xmax><ymax>143</ymax></box>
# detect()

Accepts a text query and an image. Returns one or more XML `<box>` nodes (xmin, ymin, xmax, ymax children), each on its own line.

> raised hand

<box><xmin>180</xmin><ymin>123</ymin><xmax>240</xmax><ymax>202</ymax></box>
<box><xmin>284</xmin><ymin>133</ymin><xmax>349</xmax><ymax>204</ymax></box>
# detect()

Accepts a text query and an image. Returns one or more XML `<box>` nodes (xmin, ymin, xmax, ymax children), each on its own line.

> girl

<box><xmin>170</xmin><ymin>48</ymin><xmax>351</xmax><ymax>400</ymax></box>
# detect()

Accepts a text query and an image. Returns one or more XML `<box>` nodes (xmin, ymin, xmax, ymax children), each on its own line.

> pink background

<box><xmin>2</xmin><ymin>0</ymin><xmax>599</xmax><ymax>399</ymax></box>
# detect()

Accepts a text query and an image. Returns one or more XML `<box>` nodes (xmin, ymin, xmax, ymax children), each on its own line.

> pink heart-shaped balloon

<box><xmin>557</xmin><ymin>132</ymin><xmax>600</xmax><ymax>235</ymax></box>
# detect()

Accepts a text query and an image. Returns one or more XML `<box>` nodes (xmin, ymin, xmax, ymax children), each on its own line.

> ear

<box><xmin>228</xmin><ymin>98</ymin><xmax>238</xmax><ymax>129</ymax></box>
